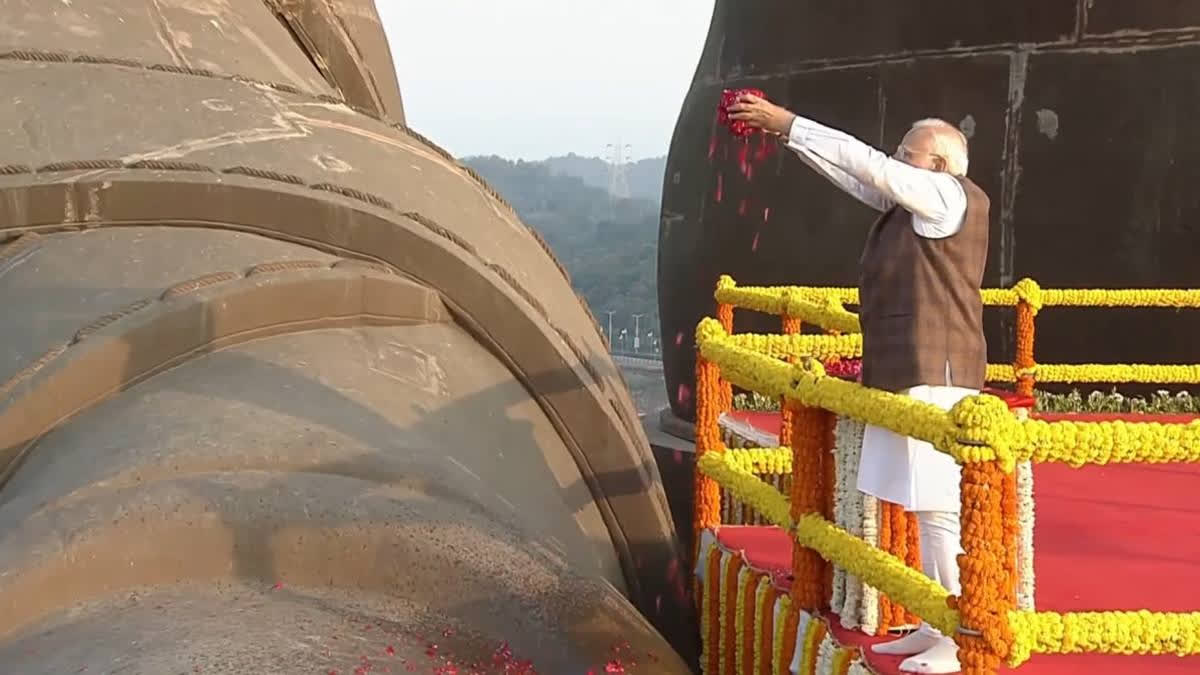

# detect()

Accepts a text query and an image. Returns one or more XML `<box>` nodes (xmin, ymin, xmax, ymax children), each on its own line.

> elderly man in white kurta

<box><xmin>729</xmin><ymin>94</ymin><xmax>990</xmax><ymax>674</ymax></box>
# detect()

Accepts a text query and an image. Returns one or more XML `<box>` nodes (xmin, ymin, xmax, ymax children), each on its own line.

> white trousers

<box><xmin>917</xmin><ymin>510</ymin><xmax>962</xmax><ymax>596</ymax></box>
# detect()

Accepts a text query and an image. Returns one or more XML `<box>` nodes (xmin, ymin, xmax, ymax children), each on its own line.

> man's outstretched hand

<box><xmin>727</xmin><ymin>93</ymin><xmax>796</xmax><ymax>137</ymax></box>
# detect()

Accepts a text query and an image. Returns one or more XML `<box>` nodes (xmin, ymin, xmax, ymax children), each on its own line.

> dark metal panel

<box><xmin>1014</xmin><ymin>46</ymin><xmax>1200</xmax><ymax>368</ymax></box>
<box><xmin>1085</xmin><ymin>1</ymin><xmax>1200</xmax><ymax>35</ymax></box>
<box><xmin>717</xmin><ymin>0</ymin><xmax>1077</xmax><ymax>76</ymax></box>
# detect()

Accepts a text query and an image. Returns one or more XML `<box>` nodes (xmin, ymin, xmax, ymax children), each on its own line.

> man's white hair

<box><xmin>910</xmin><ymin>118</ymin><xmax>969</xmax><ymax>176</ymax></box>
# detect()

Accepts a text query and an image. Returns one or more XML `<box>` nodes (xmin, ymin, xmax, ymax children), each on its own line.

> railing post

<box><xmin>955</xmin><ymin>460</ymin><xmax>1015</xmax><ymax>674</ymax></box>
<box><xmin>787</xmin><ymin>402</ymin><xmax>831</xmax><ymax>611</ymax></box>
<box><xmin>779</xmin><ymin>315</ymin><xmax>802</xmax><ymax>446</ymax></box>
<box><xmin>1014</xmin><ymin>299</ymin><xmax>1037</xmax><ymax>397</ymax></box>
<box><xmin>694</xmin><ymin>355</ymin><xmax>725</xmax><ymax>544</ymax></box>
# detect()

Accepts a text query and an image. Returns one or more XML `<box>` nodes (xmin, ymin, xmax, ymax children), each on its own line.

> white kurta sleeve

<box><xmin>784</xmin><ymin>116</ymin><xmax>968</xmax><ymax>239</ymax></box>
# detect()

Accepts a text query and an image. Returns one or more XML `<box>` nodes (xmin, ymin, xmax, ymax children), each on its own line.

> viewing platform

<box><xmin>691</xmin><ymin>276</ymin><xmax>1200</xmax><ymax>675</ymax></box>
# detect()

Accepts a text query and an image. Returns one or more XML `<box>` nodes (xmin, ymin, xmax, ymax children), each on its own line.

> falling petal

<box><xmin>708</xmin><ymin>134</ymin><xmax>718</xmax><ymax>160</ymax></box>
<box><xmin>738</xmin><ymin>199</ymin><xmax>748</xmax><ymax>216</ymax></box>
<box><xmin>751</xmin><ymin>231</ymin><xmax>760</xmax><ymax>252</ymax></box>
<box><xmin>386</xmin><ymin>646</ymin><xmax>396</xmax><ymax>657</ymax></box>
<box><xmin>673</xmin><ymin>450</ymin><xmax>683</xmax><ymax>464</ymax></box>
<box><xmin>674</xmin><ymin>331</ymin><xmax>684</xmax><ymax>345</ymax></box>
<box><xmin>763</xmin><ymin>207</ymin><xmax>771</xmax><ymax>222</ymax></box>
<box><xmin>677</xmin><ymin>384</ymin><xmax>692</xmax><ymax>404</ymax></box>
<box><xmin>715</xmin><ymin>173</ymin><xmax>723</xmax><ymax>203</ymax></box>
<box><xmin>655</xmin><ymin>595</ymin><xmax>663</xmax><ymax>612</ymax></box>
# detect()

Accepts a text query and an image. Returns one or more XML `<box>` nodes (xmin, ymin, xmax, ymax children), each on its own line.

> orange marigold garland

<box><xmin>955</xmin><ymin>461</ymin><xmax>1013</xmax><ymax>674</ymax></box>
<box><xmin>889</xmin><ymin>502</ymin><xmax>909</xmax><ymax>628</ymax></box>
<box><xmin>694</xmin><ymin>357</ymin><xmax>724</xmax><ymax>547</ymax></box>
<box><xmin>702</xmin><ymin>547</ymin><xmax>724</xmax><ymax>674</ymax></box>
<box><xmin>778</xmin><ymin>316</ymin><xmax>802</xmax><ymax>446</ymax></box>
<box><xmin>905</xmin><ymin>511</ymin><xmax>923</xmax><ymax>626</ymax></box>
<box><xmin>721</xmin><ymin>555</ymin><xmax>745</xmax><ymax>675</ymax></box>
<box><xmin>1014</xmin><ymin>300</ymin><xmax>1036</xmax><ymax>397</ymax></box>
<box><xmin>774</xmin><ymin>603</ymin><xmax>801</xmax><ymax>675</ymax></box>
<box><xmin>1001</xmin><ymin>471</ymin><xmax>1019</xmax><ymax>608</ymax></box>
<box><xmin>788</xmin><ymin>402</ymin><xmax>829</xmax><ymax>611</ymax></box>
<box><xmin>738</xmin><ymin>570</ymin><xmax>761</xmax><ymax>675</ymax></box>
<box><xmin>822</xmin><ymin>411</ymin><xmax>837</xmax><ymax>606</ymax></box>
<box><xmin>876</xmin><ymin>501</ymin><xmax>893</xmax><ymax>636</ymax></box>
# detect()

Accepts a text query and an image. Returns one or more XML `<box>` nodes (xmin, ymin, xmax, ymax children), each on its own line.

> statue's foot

<box><xmin>870</xmin><ymin>624</ymin><xmax>941</xmax><ymax>656</ymax></box>
<box><xmin>899</xmin><ymin>635</ymin><xmax>960</xmax><ymax>674</ymax></box>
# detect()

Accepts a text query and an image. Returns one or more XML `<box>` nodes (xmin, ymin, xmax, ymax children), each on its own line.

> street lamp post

<box><xmin>632</xmin><ymin>314</ymin><xmax>643</xmax><ymax>353</ymax></box>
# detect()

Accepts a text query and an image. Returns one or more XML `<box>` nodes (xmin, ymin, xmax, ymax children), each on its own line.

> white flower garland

<box><xmin>815</xmin><ymin>632</ymin><xmax>837</xmax><ymax>673</ymax></box>
<box><xmin>830</xmin><ymin>416</ymin><xmax>880</xmax><ymax>634</ymax></box>
<box><xmin>1015</xmin><ymin>458</ymin><xmax>1036</xmax><ymax>610</ymax></box>
<box><xmin>847</xmin><ymin>662</ymin><xmax>874</xmax><ymax>675</ymax></box>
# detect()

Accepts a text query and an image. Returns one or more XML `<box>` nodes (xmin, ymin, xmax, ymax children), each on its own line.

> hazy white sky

<box><xmin>378</xmin><ymin>0</ymin><xmax>715</xmax><ymax>161</ymax></box>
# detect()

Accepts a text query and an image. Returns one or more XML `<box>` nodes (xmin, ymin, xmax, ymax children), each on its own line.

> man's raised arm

<box><xmin>728</xmin><ymin>94</ymin><xmax>967</xmax><ymax>238</ymax></box>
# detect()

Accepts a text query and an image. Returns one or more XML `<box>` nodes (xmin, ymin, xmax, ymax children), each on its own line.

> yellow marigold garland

<box><xmin>736</xmin><ymin>569</ymin><xmax>759</xmax><ymax>675</ymax></box>
<box><xmin>1008</xmin><ymin>610</ymin><xmax>1200</xmax><ymax>666</ymax></box>
<box><xmin>987</xmin><ymin>363</ymin><xmax>1200</xmax><ymax>384</ymax></box>
<box><xmin>773</xmin><ymin>599</ymin><xmax>800</xmax><ymax>675</ymax></box>
<box><xmin>801</xmin><ymin>618</ymin><xmax>828</xmax><ymax>674</ymax></box>
<box><xmin>723</xmin><ymin>276</ymin><xmax>1200</xmax><ymax>314</ymax></box>
<box><xmin>730</xmin><ymin>332</ymin><xmax>864</xmax><ymax>361</ymax></box>
<box><xmin>725</xmin><ymin>447</ymin><xmax>793</xmax><ymax>475</ymax></box>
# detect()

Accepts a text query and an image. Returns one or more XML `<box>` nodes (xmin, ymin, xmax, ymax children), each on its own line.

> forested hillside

<box><xmin>462</xmin><ymin>155</ymin><xmax>663</xmax><ymax>350</ymax></box>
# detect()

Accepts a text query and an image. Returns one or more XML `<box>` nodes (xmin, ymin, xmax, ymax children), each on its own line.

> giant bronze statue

<box><xmin>0</xmin><ymin>2</ymin><xmax>694</xmax><ymax>672</ymax></box>
<box><xmin>660</xmin><ymin>1</ymin><xmax>1200</xmax><ymax>426</ymax></box>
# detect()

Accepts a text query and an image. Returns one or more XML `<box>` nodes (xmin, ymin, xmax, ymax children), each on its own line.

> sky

<box><xmin>378</xmin><ymin>0</ymin><xmax>715</xmax><ymax>162</ymax></box>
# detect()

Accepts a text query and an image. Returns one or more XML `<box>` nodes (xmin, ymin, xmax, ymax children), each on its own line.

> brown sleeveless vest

<box><xmin>857</xmin><ymin>176</ymin><xmax>991</xmax><ymax>393</ymax></box>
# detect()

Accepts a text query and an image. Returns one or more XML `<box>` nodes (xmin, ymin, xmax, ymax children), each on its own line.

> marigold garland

<box><xmin>987</xmin><ymin>362</ymin><xmax>1200</xmax><ymax>384</ymax></box>
<box><xmin>755</xmin><ymin>576</ymin><xmax>776</xmax><ymax>675</ymax></box>
<box><xmin>876</xmin><ymin>501</ymin><xmax>894</xmax><ymax>636</ymax></box>
<box><xmin>774</xmin><ymin>600</ymin><xmax>800</xmax><ymax>675</ymax></box>
<box><xmin>701</xmin><ymin>544</ymin><xmax>722</xmax><ymax>673</ymax></box>
<box><xmin>789</xmin><ymin>402</ymin><xmax>830</xmax><ymax>611</ymax></box>
<box><xmin>718</xmin><ymin>275</ymin><xmax>1200</xmax><ymax>314</ymax></box>
<box><xmin>737</xmin><ymin>569</ymin><xmax>759</xmax><ymax>675</ymax></box>
<box><xmin>730</xmin><ymin>331</ymin><xmax>864</xmax><ymax>361</ymax></box>
<box><xmin>906</xmin><ymin>510</ymin><xmax>923</xmax><ymax>626</ymax></box>
<box><xmin>1014</xmin><ymin>301</ymin><xmax>1036</xmax><ymax>396</ymax></box>
<box><xmin>1008</xmin><ymin>609</ymin><xmax>1200</xmax><ymax>666</ymax></box>
<box><xmin>694</xmin><ymin>355</ymin><xmax>725</xmax><ymax>547</ymax></box>
<box><xmin>721</xmin><ymin>554</ymin><xmax>745</xmax><ymax>675</ymax></box>
<box><xmin>955</xmin><ymin>461</ymin><xmax>1013</xmax><ymax>674</ymax></box>
<box><xmin>724</xmin><ymin>447</ymin><xmax>793</xmax><ymax>475</ymax></box>
<box><xmin>779</xmin><ymin>316</ymin><xmax>803</xmax><ymax>447</ymax></box>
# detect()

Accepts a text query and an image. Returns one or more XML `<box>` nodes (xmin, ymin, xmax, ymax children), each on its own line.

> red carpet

<box><xmin>720</xmin><ymin>410</ymin><xmax>1200</xmax><ymax>674</ymax></box>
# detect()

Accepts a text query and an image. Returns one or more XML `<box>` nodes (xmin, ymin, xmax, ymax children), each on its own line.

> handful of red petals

<box><xmin>717</xmin><ymin>88</ymin><xmax>765</xmax><ymax>138</ymax></box>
